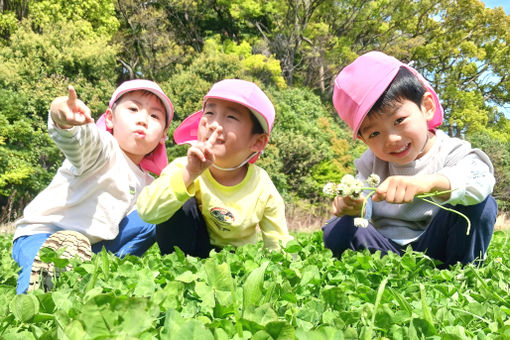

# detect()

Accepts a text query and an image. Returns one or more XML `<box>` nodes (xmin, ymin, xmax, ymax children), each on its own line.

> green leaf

<box><xmin>204</xmin><ymin>260</ymin><xmax>234</xmax><ymax>292</ymax></box>
<box><xmin>9</xmin><ymin>294</ymin><xmax>39</xmax><ymax>322</ymax></box>
<box><xmin>264</xmin><ymin>321</ymin><xmax>295</xmax><ymax>340</ymax></box>
<box><xmin>243</xmin><ymin>261</ymin><xmax>269</xmax><ymax>314</ymax></box>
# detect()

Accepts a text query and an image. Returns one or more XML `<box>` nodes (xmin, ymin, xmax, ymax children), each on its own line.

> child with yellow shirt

<box><xmin>137</xmin><ymin>79</ymin><xmax>292</xmax><ymax>257</ymax></box>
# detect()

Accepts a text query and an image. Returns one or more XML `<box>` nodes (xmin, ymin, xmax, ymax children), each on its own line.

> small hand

<box><xmin>183</xmin><ymin>120</ymin><xmax>223</xmax><ymax>186</ymax></box>
<box><xmin>50</xmin><ymin>85</ymin><xmax>93</xmax><ymax>129</ymax></box>
<box><xmin>332</xmin><ymin>194</ymin><xmax>364</xmax><ymax>217</ymax></box>
<box><xmin>372</xmin><ymin>174</ymin><xmax>450</xmax><ymax>203</ymax></box>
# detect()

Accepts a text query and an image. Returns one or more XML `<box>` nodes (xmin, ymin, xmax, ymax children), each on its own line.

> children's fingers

<box><xmin>188</xmin><ymin>146</ymin><xmax>207</xmax><ymax>162</ymax></box>
<box><xmin>206</xmin><ymin>124</ymin><xmax>222</xmax><ymax>146</ymax></box>
<box><xmin>67</xmin><ymin>85</ymin><xmax>78</xmax><ymax>108</ymax></box>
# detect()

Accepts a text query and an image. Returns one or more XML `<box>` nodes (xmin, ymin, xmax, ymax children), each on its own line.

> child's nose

<box><xmin>137</xmin><ymin>110</ymin><xmax>149</xmax><ymax>126</ymax></box>
<box><xmin>208</xmin><ymin>120</ymin><xmax>220</xmax><ymax>131</ymax></box>
<box><xmin>386</xmin><ymin>132</ymin><xmax>402</xmax><ymax>144</ymax></box>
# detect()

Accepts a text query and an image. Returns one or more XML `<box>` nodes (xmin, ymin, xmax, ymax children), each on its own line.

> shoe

<box><xmin>28</xmin><ymin>230</ymin><xmax>92</xmax><ymax>292</ymax></box>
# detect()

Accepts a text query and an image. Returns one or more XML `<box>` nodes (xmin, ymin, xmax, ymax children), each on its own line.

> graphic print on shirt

<box><xmin>209</xmin><ymin>207</ymin><xmax>235</xmax><ymax>232</ymax></box>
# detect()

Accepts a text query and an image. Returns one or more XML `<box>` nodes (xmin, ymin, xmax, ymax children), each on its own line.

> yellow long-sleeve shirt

<box><xmin>137</xmin><ymin>157</ymin><xmax>292</xmax><ymax>250</ymax></box>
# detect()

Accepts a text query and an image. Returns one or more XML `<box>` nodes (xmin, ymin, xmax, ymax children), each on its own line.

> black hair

<box><xmin>112</xmin><ymin>90</ymin><xmax>168</xmax><ymax>127</ymax></box>
<box><xmin>249</xmin><ymin>112</ymin><xmax>265</xmax><ymax>135</ymax></box>
<box><xmin>368</xmin><ymin>66</ymin><xmax>426</xmax><ymax>117</ymax></box>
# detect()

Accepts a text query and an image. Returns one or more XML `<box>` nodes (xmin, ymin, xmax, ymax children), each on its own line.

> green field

<box><xmin>1</xmin><ymin>231</ymin><xmax>509</xmax><ymax>339</ymax></box>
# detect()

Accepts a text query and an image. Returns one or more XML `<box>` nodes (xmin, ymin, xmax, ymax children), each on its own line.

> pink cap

<box><xmin>173</xmin><ymin>79</ymin><xmax>275</xmax><ymax>163</ymax></box>
<box><xmin>109</xmin><ymin>79</ymin><xmax>174</xmax><ymax>127</ymax></box>
<box><xmin>96</xmin><ymin>79</ymin><xmax>173</xmax><ymax>175</ymax></box>
<box><xmin>332</xmin><ymin>51</ymin><xmax>443</xmax><ymax>139</ymax></box>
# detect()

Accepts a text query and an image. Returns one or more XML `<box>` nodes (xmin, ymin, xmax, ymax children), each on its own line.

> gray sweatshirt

<box><xmin>355</xmin><ymin>130</ymin><xmax>495</xmax><ymax>245</ymax></box>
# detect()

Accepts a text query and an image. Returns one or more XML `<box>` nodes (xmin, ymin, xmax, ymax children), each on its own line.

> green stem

<box><xmin>361</xmin><ymin>191</ymin><xmax>376</xmax><ymax>219</ymax></box>
<box><xmin>419</xmin><ymin>197</ymin><xmax>471</xmax><ymax>235</ymax></box>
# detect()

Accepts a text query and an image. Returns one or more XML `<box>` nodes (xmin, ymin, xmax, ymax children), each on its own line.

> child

<box><xmin>322</xmin><ymin>51</ymin><xmax>497</xmax><ymax>268</ymax></box>
<box><xmin>12</xmin><ymin>79</ymin><xmax>173</xmax><ymax>293</ymax></box>
<box><xmin>137</xmin><ymin>79</ymin><xmax>292</xmax><ymax>257</ymax></box>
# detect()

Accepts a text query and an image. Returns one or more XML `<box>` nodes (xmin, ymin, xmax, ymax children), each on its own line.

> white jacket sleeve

<box><xmin>48</xmin><ymin>113</ymin><xmax>111</xmax><ymax>176</ymax></box>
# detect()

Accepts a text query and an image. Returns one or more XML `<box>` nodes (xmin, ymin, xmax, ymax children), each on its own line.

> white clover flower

<box><xmin>354</xmin><ymin>217</ymin><xmax>369</xmax><ymax>228</ymax></box>
<box><xmin>366</xmin><ymin>174</ymin><xmax>380</xmax><ymax>187</ymax></box>
<box><xmin>349</xmin><ymin>180</ymin><xmax>364</xmax><ymax>198</ymax></box>
<box><xmin>339</xmin><ymin>174</ymin><xmax>364</xmax><ymax>198</ymax></box>
<box><xmin>323</xmin><ymin>182</ymin><xmax>337</xmax><ymax>197</ymax></box>
<box><xmin>340</xmin><ymin>174</ymin><xmax>356</xmax><ymax>186</ymax></box>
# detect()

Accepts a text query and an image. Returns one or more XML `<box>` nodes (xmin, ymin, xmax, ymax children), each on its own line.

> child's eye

<box><xmin>369</xmin><ymin>131</ymin><xmax>380</xmax><ymax>138</ymax></box>
<box><xmin>227</xmin><ymin>115</ymin><xmax>239</xmax><ymax>121</ymax></box>
<box><xmin>151</xmin><ymin>113</ymin><xmax>161</xmax><ymax>120</ymax></box>
<box><xmin>129</xmin><ymin>106</ymin><xmax>138</xmax><ymax>112</ymax></box>
<box><xmin>394</xmin><ymin>117</ymin><xmax>405</xmax><ymax>126</ymax></box>
<box><xmin>204</xmin><ymin>111</ymin><xmax>214</xmax><ymax>116</ymax></box>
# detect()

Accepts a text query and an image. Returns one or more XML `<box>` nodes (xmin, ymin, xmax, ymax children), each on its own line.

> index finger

<box><xmin>67</xmin><ymin>85</ymin><xmax>78</xmax><ymax>107</ymax></box>
<box><xmin>207</xmin><ymin>125</ymin><xmax>221</xmax><ymax>145</ymax></box>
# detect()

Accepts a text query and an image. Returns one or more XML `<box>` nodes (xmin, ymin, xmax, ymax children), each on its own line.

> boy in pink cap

<box><xmin>138</xmin><ymin>79</ymin><xmax>292</xmax><ymax>257</ymax></box>
<box><xmin>323</xmin><ymin>51</ymin><xmax>497</xmax><ymax>268</ymax></box>
<box><xmin>12</xmin><ymin>79</ymin><xmax>173</xmax><ymax>293</ymax></box>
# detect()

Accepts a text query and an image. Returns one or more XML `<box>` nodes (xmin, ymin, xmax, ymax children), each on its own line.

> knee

<box><xmin>469</xmin><ymin>196</ymin><xmax>498</xmax><ymax>232</ymax></box>
<box><xmin>322</xmin><ymin>216</ymin><xmax>353</xmax><ymax>254</ymax></box>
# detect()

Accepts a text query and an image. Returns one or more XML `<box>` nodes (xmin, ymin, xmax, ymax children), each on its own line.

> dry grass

<box><xmin>1</xmin><ymin>211</ymin><xmax>508</xmax><ymax>236</ymax></box>
<box><xmin>0</xmin><ymin>221</ymin><xmax>15</xmax><ymax>235</ymax></box>
<box><xmin>495</xmin><ymin>212</ymin><xmax>510</xmax><ymax>231</ymax></box>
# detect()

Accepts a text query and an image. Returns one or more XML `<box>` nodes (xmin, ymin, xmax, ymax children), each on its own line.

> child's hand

<box><xmin>50</xmin><ymin>86</ymin><xmax>93</xmax><ymax>129</ymax></box>
<box><xmin>332</xmin><ymin>195</ymin><xmax>364</xmax><ymax>217</ymax></box>
<box><xmin>183</xmin><ymin>121</ymin><xmax>223</xmax><ymax>187</ymax></box>
<box><xmin>373</xmin><ymin>174</ymin><xmax>451</xmax><ymax>203</ymax></box>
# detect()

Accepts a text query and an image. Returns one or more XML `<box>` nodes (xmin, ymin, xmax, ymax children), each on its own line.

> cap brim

<box><xmin>173</xmin><ymin>110</ymin><xmax>202</xmax><ymax>145</ymax></box>
<box><xmin>110</xmin><ymin>86</ymin><xmax>174</xmax><ymax>127</ymax></box>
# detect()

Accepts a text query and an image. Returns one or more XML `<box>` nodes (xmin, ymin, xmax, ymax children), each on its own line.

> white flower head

<box><xmin>340</xmin><ymin>174</ymin><xmax>364</xmax><ymax>198</ymax></box>
<box><xmin>323</xmin><ymin>182</ymin><xmax>337</xmax><ymax>197</ymax></box>
<box><xmin>354</xmin><ymin>217</ymin><xmax>369</xmax><ymax>228</ymax></box>
<box><xmin>366</xmin><ymin>174</ymin><xmax>380</xmax><ymax>187</ymax></box>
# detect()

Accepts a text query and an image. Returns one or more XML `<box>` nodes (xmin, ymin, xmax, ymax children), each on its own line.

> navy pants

<box><xmin>322</xmin><ymin>196</ymin><xmax>497</xmax><ymax>268</ymax></box>
<box><xmin>156</xmin><ymin>198</ymin><xmax>214</xmax><ymax>258</ymax></box>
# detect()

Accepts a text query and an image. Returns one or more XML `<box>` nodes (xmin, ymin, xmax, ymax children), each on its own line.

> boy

<box><xmin>12</xmin><ymin>79</ymin><xmax>173</xmax><ymax>293</ymax></box>
<box><xmin>137</xmin><ymin>79</ymin><xmax>292</xmax><ymax>257</ymax></box>
<box><xmin>323</xmin><ymin>51</ymin><xmax>497</xmax><ymax>268</ymax></box>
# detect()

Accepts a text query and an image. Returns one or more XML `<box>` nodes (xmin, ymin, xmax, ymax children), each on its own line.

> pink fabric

<box><xmin>109</xmin><ymin>79</ymin><xmax>174</xmax><ymax>126</ymax></box>
<box><xmin>333</xmin><ymin>51</ymin><xmax>444</xmax><ymax>139</ymax></box>
<box><xmin>173</xmin><ymin>79</ymin><xmax>275</xmax><ymax>164</ymax></box>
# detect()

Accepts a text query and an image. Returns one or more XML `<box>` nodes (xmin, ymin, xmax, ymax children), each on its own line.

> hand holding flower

<box><xmin>373</xmin><ymin>174</ymin><xmax>451</xmax><ymax>203</ymax></box>
<box><xmin>332</xmin><ymin>195</ymin><xmax>364</xmax><ymax>217</ymax></box>
<box><xmin>323</xmin><ymin>173</ymin><xmax>471</xmax><ymax>235</ymax></box>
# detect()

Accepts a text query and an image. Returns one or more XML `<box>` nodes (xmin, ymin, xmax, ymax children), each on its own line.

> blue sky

<box><xmin>480</xmin><ymin>1</ymin><xmax>509</xmax><ymax>117</ymax></box>
<box><xmin>482</xmin><ymin>0</ymin><xmax>510</xmax><ymax>13</ymax></box>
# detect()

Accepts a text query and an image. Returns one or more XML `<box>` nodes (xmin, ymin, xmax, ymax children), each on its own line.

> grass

<box><xmin>0</xmin><ymin>229</ymin><xmax>509</xmax><ymax>339</ymax></box>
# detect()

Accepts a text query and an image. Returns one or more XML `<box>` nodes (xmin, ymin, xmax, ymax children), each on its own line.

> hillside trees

<box><xmin>0</xmin><ymin>0</ymin><xmax>509</xmax><ymax>221</ymax></box>
<box><xmin>0</xmin><ymin>4</ymin><xmax>118</xmax><ymax>220</ymax></box>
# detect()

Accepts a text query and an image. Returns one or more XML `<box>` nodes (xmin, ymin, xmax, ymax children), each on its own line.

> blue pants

<box><xmin>12</xmin><ymin>210</ymin><xmax>155</xmax><ymax>294</ymax></box>
<box><xmin>322</xmin><ymin>196</ymin><xmax>497</xmax><ymax>268</ymax></box>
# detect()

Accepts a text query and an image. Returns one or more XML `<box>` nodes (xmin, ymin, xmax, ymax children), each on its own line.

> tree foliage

<box><xmin>1</xmin><ymin>0</ymin><xmax>510</xmax><ymax>220</ymax></box>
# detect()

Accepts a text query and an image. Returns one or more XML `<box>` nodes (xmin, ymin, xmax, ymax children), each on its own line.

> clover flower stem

<box><xmin>419</xmin><ymin>197</ymin><xmax>471</xmax><ymax>235</ymax></box>
<box><xmin>361</xmin><ymin>190</ymin><xmax>376</xmax><ymax>220</ymax></box>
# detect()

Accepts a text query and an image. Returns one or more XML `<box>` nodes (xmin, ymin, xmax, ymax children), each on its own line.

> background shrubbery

<box><xmin>1</xmin><ymin>0</ymin><xmax>510</xmax><ymax>222</ymax></box>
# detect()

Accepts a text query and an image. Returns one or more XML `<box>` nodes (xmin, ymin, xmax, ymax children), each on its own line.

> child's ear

<box><xmin>251</xmin><ymin>133</ymin><xmax>269</xmax><ymax>152</ymax></box>
<box><xmin>421</xmin><ymin>92</ymin><xmax>436</xmax><ymax>122</ymax></box>
<box><xmin>105</xmin><ymin>108</ymin><xmax>114</xmax><ymax>130</ymax></box>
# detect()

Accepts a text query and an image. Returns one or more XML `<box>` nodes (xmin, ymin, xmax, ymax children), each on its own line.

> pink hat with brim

<box><xmin>332</xmin><ymin>51</ymin><xmax>443</xmax><ymax>139</ymax></box>
<box><xmin>96</xmin><ymin>79</ymin><xmax>174</xmax><ymax>175</ymax></box>
<box><xmin>173</xmin><ymin>79</ymin><xmax>275</xmax><ymax>164</ymax></box>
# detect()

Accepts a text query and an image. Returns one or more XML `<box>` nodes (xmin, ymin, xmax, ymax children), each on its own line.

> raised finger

<box><xmin>207</xmin><ymin>124</ymin><xmax>221</xmax><ymax>145</ymax></box>
<box><xmin>67</xmin><ymin>85</ymin><xmax>78</xmax><ymax>108</ymax></box>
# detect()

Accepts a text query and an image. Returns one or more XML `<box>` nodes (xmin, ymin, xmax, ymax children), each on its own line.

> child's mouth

<box><xmin>390</xmin><ymin>143</ymin><xmax>410</xmax><ymax>156</ymax></box>
<box><xmin>134</xmin><ymin>130</ymin><xmax>146</xmax><ymax>138</ymax></box>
